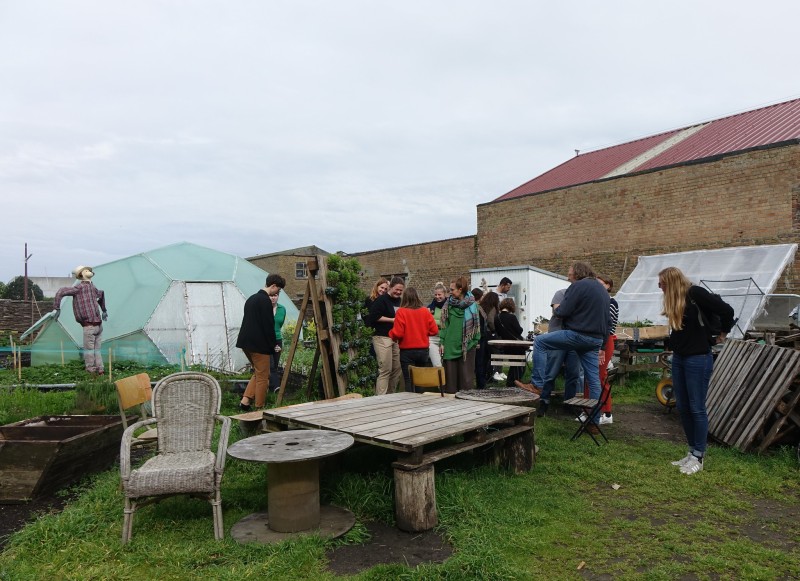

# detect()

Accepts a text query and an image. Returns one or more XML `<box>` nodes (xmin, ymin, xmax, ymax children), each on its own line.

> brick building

<box><xmin>247</xmin><ymin>245</ymin><xmax>330</xmax><ymax>305</ymax></box>
<box><xmin>355</xmin><ymin>98</ymin><xmax>800</xmax><ymax>294</ymax></box>
<box><xmin>352</xmin><ymin>235</ymin><xmax>477</xmax><ymax>301</ymax></box>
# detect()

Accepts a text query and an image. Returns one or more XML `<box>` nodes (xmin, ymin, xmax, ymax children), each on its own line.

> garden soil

<box><xmin>1</xmin><ymin>402</ymin><xmax>796</xmax><ymax>575</ymax></box>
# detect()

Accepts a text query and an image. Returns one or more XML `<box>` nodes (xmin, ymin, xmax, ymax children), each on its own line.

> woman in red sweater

<box><xmin>389</xmin><ymin>287</ymin><xmax>440</xmax><ymax>392</ymax></box>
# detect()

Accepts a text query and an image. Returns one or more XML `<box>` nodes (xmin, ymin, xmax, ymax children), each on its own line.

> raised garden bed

<box><xmin>0</xmin><ymin>415</ymin><xmax>125</xmax><ymax>503</ymax></box>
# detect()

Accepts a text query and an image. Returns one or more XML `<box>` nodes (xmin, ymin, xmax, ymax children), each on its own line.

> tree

<box><xmin>2</xmin><ymin>276</ymin><xmax>44</xmax><ymax>301</ymax></box>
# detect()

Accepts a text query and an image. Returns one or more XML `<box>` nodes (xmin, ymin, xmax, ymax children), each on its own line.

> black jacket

<box><xmin>236</xmin><ymin>289</ymin><xmax>277</xmax><ymax>354</ymax></box>
<box><xmin>669</xmin><ymin>286</ymin><xmax>735</xmax><ymax>356</ymax></box>
<box><xmin>369</xmin><ymin>293</ymin><xmax>401</xmax><ymax>337</ymax></box>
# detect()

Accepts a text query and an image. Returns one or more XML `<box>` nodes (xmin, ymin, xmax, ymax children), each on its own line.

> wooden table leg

<box><xmin>393</xmin><ymin>464</ymin><xmax>437</xmax><ymax>532</ymax></box>
<box><xmin>267</xmin><ymin>460</ymin><xmax>320</xmax><ymax>532</ymax></box>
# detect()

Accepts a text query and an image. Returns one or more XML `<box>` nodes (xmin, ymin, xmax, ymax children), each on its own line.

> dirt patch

<box><xmin>0</xmin><ymin>494</ymin><xmax>72</xmax><ymax>551</ymax></box>
<box><xmin>600</xmin><ymin>401</ymin><xmax>686</xmax><ymax>444</ymax></box>
<box><xmin>326</xmin><ymin>521</ymin><xmax>453</xmax><ymax>575</ymax></box>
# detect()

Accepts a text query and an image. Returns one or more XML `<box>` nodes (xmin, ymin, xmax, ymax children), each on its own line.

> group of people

<box><xmin>364</xmin><ymin>275</ymin><xmax>523</xmax><ymax>394</ymax></box>
<box><xmin>237</xmin><ymin>263</ymin><xmax>735</xmax><ymax>476</ymax></box>
<box><xmin>515</xmin><ymin>261</ymin><xmax>734</xmax><ymax>475</ymax></box>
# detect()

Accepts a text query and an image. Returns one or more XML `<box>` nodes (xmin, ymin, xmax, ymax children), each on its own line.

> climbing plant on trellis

<box><xmin>325</xmin><ymin>255</ymin><xmax>377</xmax><ymax>394</ymax></box>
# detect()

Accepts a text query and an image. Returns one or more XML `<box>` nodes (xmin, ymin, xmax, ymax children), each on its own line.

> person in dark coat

<box><xmin>237</xmin><ymin>273</ymin><xmax>285</xmax><ymax>410</ymax></box>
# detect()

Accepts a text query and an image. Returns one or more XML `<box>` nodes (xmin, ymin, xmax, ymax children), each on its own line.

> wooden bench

<box><xmin>488</xmin><ymin>339</ymin><xmax>533</xmax><ymax>369</ymax></box>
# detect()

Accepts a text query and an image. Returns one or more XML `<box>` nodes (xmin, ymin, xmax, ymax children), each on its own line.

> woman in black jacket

<box><xmin>659</xmin><ymin>266</ymin><xmax>735</xmax><ymax>475</ymax></box>
<box><xmin>495</xmin><ymin>298</ymin><xmax>527</xmax><ymax>388</ymax></box>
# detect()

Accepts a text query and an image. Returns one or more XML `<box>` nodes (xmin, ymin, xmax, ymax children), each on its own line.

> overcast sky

<box><xmin>2</xmin><ymin>1</ymin><xmax>798</xmax><ymax>283</ymax></box>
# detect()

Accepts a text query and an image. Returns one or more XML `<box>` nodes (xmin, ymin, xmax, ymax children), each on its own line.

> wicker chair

<box><xmin>120</xmin><ymin>372</ymin><xmax>231</xmax><ymax>543</ymax></box>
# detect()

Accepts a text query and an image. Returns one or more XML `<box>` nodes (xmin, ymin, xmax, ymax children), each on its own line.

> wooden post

<box><xmin>393</xmin><ymin>464</ymin><xmax>437</xmax><ymax>532</ymax></box>
<box><xmin>316</xmin><ymin>257</ymin><xmax>348</xmax><ymax>397</ymax></box>
<box><xmin>501</xmin><ymin>430</ymin><xmax>535</xmax><ymax>474</ymax></box>
<box><xmin>276</xmin><ymin>279</ymin><xmax>311</xmax><ymax>407</ymax></box>
<box><xmin>307</xmin><ymin>258</ymin><xmax>336</xmax><ymax>400</ymax></box>
<box><xmin>307</xmin><ymin>349</ymin><xmax>321</xmax><ymax>399</ymax></box>
<box><xmin>108</xmin><ymin>348</ymin><xmax>113</xmax><ymax>383</ymax></box>
<box><xmin>17</xmin><ymin>345</ymin><xmax>22</xmax><ymax>381</ymax></box>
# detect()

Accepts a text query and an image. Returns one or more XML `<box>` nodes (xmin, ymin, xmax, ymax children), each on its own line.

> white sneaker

<box><xmin>679</xmin><ymin>456</ymin><xmax>703</xmax><ymax>475</ymax></box>
<box><xmin>574</xmin><ymin>412</ymin><xmax>588</xmax><ymax>423</ymax></box>
<box><xmin>599</xmin><ymin>414</ymin><xmax>613</xmax><ymax>425</ymax></box>
<box><xmin>671</xmin><ymin>453</ymin><xmax>692</xmax><ymax>467</ymax></box>
<box><xmin>492</xmin><ymin>372</ymin><xmax>505</xmax><ymax>382</ymax></box>
<box><xmin>500</xmin><ymin>373</ymin><xmax>508</xmax><ymax>380</ymax></box>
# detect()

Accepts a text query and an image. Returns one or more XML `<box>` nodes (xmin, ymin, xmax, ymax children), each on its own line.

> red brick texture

<box><xmin>477</xmin><ymin>144</ymin><xmax>800</xmax><ymax>291</ymax></box>
<box><xmin>352</xmin><ymin>236</ymin><xmax>477</xmax><ymax>299</ymax></box>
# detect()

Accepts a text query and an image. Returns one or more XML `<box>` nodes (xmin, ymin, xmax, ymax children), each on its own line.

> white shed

<box><xmin>470</xmin><ymin>265</ymin><xmax>568</xmax><ymax>334</ymax></box>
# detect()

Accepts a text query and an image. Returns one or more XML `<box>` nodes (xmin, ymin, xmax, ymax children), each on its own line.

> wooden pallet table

<box><xmin>262</xmin><ymin>392</ymin><xmax>535</xmax><ymax>532</ymax></box>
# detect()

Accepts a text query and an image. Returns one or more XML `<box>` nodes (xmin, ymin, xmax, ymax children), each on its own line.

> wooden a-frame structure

<box><xmin>275</xmin><ymin>256</ymin><xmax>348</xmax><ymax>406</ymax></box>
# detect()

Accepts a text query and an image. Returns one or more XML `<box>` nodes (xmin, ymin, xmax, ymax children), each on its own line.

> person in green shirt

<box><xmin>270</xmin><ymin>291</ymin><xmax>287</xmax><ymax>391</ymax></box>
<box><xmin>439</xmin><ymin>276</ymin><xmax>480</xmax><ymax>393</ymax></box>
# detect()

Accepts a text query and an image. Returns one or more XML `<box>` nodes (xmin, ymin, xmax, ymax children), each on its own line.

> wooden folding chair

<box><xmin>115</xmin><ymin>373</ymin><xmax>158</xmax><ymax>447</ymax></box>
<box><xmin>408</xmin><ymin>366</ymin><xmax>446</xmax><ymax>397</ymax></box>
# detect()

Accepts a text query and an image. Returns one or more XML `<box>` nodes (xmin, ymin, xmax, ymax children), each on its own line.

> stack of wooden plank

<box><xmin>708</xmin><ymin>340</ymin><xmax>800</xmax><ymax>452</ymax></box>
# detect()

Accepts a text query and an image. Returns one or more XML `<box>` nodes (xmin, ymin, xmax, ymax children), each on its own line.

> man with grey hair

<box><xmin>520</xmin><ymin>262</ymin><xmax>609</xmax><ymax>433</ymax></box>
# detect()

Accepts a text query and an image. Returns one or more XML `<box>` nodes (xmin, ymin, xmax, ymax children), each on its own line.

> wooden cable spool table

<box><xmin>227</xmin><ymin>429</ymin><xmax>355</xmax><ymax>544</ymax></box>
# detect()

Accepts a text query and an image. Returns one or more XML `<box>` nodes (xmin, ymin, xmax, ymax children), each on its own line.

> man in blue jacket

<box><xmin>518</xmin><ymin>262</ymin><xmax>609</xmax><ymax>430</ymax></box>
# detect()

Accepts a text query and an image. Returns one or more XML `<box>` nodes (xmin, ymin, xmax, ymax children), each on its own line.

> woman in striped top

<box><xmin>596</xmin><ymin>274</ymin><xmax>618</xmax><ymax>425</ymax></box>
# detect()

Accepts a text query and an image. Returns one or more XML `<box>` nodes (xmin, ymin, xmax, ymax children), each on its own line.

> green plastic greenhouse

<box><xmin>24</xmin><ymin>242</ymin><xmax>298</xmax><ymax>372</ymax></box>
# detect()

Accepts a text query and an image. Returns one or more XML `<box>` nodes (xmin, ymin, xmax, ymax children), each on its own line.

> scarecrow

<box><xmin>53</xmin><ymin>265</ymin><xmax>108</xmax><ymax>375</ymax></box>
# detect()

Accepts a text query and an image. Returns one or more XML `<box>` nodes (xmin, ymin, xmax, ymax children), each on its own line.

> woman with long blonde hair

<box><xmin>658</xmin><ymin>266</ymin><xmax>735</xmax><ymax>475</ymax></box>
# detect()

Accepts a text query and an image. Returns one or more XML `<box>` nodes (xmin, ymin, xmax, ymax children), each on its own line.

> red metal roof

<box><xmin>495</xmin><ymin>98</ymin><xmax>800</xmax><ymax>202</ymax></box>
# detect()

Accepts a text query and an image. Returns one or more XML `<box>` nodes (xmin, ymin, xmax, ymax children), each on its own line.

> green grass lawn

<box><xmin>1</xmin><ymin>370</ymin><xmax>798</xmax><ymax>579</ymax></box>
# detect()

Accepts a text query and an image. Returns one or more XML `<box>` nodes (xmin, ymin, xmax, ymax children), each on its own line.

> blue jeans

<box><xmin>531</xmin><ymin>342</ymin><xmax>546</xmax><ymax>387</ymax></box>
<box><xmin>672</xmin><ymin>352</ymin><xmax>713</xmax><ymax>455</ymax></box>
<box><xmin>536</xmin><ymin>330</ymin><xmax>604</xmax><ymax>422</ymax></box>
<box><xmin>562</xmin><ymin>350</ymin><xmax>582</xmax><ymax>400</ymax></box>
<box><xmin>531</xmin><ymin>344</ymin><xmax>581</xmax><ymax>398</ymax></box>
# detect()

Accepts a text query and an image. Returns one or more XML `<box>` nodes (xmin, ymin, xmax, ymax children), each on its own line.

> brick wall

<box><xmin>477</xmin><ymin>144</ymin><xmax>800</xmax><ymax>290</ymax></box>
<box><xmin>247</xmin><ymin>255</ymin><xmax>316</xmax><ymax>305</ymax></box>
<box><xmin>352</xmin><ymin>236</ymin><xmax>477</xmax><ymax>299</ymax></box>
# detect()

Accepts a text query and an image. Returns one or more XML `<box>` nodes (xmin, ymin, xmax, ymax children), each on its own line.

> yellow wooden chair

<box><xmin>408</xmin><ymin>366</ymin><xmax>446</xmax><ymax>397</ymax></box>
<box><xmin>115</xmin><ymin>373</ymin><xmax>158</xmax><ymax>447</ymax></box>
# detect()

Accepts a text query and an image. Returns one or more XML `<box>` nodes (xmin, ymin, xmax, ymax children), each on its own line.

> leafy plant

<box><xmin>1</xmin><ymin>276</ymin><xmax>44</xmax><ymax>301</ymax></box>
<box><xmin>325</xmin><ymin>255</ymin><xmax>377</xmax><ymax>393</ymax></box>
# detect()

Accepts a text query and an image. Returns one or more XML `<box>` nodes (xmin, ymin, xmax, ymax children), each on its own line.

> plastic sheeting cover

<box><xmin>615</xmin><ymin>244</ymin><xmax>797</xmax><ymax>339</ymax></box>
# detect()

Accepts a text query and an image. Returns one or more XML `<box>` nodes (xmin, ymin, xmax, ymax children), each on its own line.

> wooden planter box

<box><xmin>0</xmin><ymin>415</ymin><xmax>125</xmax><ymax>503</ymax></box>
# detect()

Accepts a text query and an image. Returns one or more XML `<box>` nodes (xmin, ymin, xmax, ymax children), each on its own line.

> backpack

<box><xmin>688</xmin><ymin>286</ymin><xmax>723</xmax><ymax>345</ymax></box>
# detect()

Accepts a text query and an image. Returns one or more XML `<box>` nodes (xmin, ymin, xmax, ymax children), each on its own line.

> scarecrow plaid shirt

<box><xmin>54</xmin><ymin>281</ymin><xmax>106</xmax><ymax>325</ymax></box>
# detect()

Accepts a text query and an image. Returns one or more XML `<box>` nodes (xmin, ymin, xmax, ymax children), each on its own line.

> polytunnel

<box><xmin>24</xmin><ymin>242</ymin><xmax>299</xmax><ymax>372</ymax></box>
